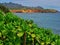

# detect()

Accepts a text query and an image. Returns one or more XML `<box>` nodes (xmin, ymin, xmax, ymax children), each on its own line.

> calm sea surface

<box><xmin>15</xmin><ymin>13</ymin><xmax>60</xmax><ymax>35</ymax></box>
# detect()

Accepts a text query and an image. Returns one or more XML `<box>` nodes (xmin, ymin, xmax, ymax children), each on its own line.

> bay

<box><xmin>15</xmin><ymin>13</ymin><xmax>60</xmax><ymax>35</ymax></box>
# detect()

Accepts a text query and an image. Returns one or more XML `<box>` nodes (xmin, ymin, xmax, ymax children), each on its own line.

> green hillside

<box><xmin>0</xmin><ymin>10</ymin><xmax>60</xmax><ymax>45</ymax></box>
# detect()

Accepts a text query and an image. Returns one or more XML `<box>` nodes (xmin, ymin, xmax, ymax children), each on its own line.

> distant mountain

<box><xmin>0</xmin><ymin>2</ymin><xmax>24</xmax><ymax>9</ymax></box>
<box><xmin>0</xmin><ymin>2</ymin><xmax>59</xmax><ymax>13</ymax></box>
<box><xmin>0</xmin><ymin>2</ymin><xmax>43</xmax><ymax>10</ymax></box>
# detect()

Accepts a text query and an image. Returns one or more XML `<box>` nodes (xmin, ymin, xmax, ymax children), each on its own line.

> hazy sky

<box><xmin>0</xmin><ymin>0</ymin><xmax>60</xmax><ymax>11</ymax></box>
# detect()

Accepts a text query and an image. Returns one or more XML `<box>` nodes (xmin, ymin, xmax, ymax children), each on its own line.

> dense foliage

<box><xmin>0</xmin><ymin>4</ymin><xmax>10</xmax><ymax>13</ymax></box>
<box><xmin>0</xmin><ymin>11</ymin><xmax>60</xmax><ymax>45</ymax></box>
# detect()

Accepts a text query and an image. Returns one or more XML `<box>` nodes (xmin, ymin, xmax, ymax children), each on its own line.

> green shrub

<box><xmin>0</xmin><ymin>4</ymin><xmax>10</xmax><ymax>13</ymax></box>
<box><xmin>0</xmin><ymin>11</ymin><xmax>60</xmax><ymax>45</ymax></box>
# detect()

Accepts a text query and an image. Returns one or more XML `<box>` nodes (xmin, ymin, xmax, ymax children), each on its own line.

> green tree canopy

<box><xmin>0</xmin><ymin>4</ymin><xmax>10</xmax><ymax>13</ymax></box>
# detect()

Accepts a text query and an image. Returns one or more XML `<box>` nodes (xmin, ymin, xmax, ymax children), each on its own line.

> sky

<box><xmin>0</xmin><ymin>0</ymin><xmax>60</xmax><ymax>11</ymax></box>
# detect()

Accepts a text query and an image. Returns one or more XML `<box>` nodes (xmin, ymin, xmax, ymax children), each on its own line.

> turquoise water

<box><xmin>15</xmin><ymin>13</ymin><xmax>60</xmax><ymax>34</ymax></box>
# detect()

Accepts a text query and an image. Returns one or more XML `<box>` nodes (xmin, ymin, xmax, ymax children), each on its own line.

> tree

<box><xmin>0</xmin><ymin>4</ymin><xmax>10</xmax><ymax>13</ymax></box>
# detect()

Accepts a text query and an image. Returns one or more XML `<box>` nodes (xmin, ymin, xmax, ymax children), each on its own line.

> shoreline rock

<box><xmin>10</xmin><ymin>9</ymin><xmax>58</xmax><ymax>13</ymax></box>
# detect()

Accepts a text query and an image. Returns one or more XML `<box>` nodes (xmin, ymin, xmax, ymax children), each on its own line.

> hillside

<box><xmin>0</xmin><ymin>2</ymin><xmax>58</xmax><ymax>13</ymax></box>
<box><xmin>0</xmin><ymin>4</ymin><xmax>10</xmax><ymax>13</ymax></box>
<box><xmin>0</xmin><ymin>10</ymin><xmax>60</xmax><ymax>45</ymax></box>
<box><xmin>0</xmin><ymin>2</ymin><xmax>43</xmax><ymax>10</ymax></box>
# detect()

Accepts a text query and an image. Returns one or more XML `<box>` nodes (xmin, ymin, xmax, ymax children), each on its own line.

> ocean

<box><xmin>15</xmin><ymin>13</ymin><xmax>60</xmax><ymax>35</ymax></box>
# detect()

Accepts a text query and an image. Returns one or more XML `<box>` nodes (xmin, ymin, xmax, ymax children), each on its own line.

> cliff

<box><xmin>10</xmin><ymin>9</ymin><xmax>58</xmax><ymax>13</ymax></box>
<box><xmin>0</xmin><ymin>2</ymin><xmax>58</xmax><ymax>13</ymax></box>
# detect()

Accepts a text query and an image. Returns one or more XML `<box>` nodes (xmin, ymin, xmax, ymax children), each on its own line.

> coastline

<box><xmin>10</xmin><ymin>9</ymin><xmax>58</xmax><ymax>13</ymax></box>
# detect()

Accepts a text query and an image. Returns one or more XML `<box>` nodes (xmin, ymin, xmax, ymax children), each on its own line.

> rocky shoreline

<box><xmin>10</xmin><ymin>9</ymin><xmax>58</xmax><ymax>13</ymax></box>
<box><xmin>0</xmin><ymin>2</ymin><xmax>59</xmax><ymax>13</ymax></box>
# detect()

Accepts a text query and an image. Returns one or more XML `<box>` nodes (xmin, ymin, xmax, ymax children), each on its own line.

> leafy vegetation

<box><xmin>0</xmin><ymin>11</ymin><xmax>60</xmax><ymax>45</ymax></box>
<box><xmin>0</xmin><ymin>4</ymin><xmax>10</xmax><ymax>13</ymax></box>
